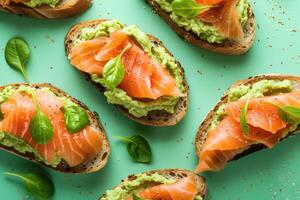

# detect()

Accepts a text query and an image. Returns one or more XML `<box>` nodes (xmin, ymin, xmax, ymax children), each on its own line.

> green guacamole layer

<box><xmin>77</xmin><ymin>20</ymin><xmax>185</xmax><ymax>118</ymax></box>
<box><xmin>100</xmin><ymin>173</ymin><xmax>203</xmax><ymax>200</ymax></box>
<box><xmin>24</xmin><ymin>0</ymin><xmax>60</xmax><ymax>8</ymax></box>
<box><xmin>209</xmin><ymin>80</ymin><xmax>293</xmax><ymax>130</ymax></box>
<box><xmin>154</xmin><ymin>0</ymin><xmax>249</xmax><ymax>43</ymax></box>
<box><xmin>0</xmin><ymin>85</ymin><xmax>84</xmax><ymax>167</ymax></box>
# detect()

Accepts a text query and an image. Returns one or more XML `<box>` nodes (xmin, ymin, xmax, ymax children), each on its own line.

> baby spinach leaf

<box><xmin>5</xmin><ymin>37</ymin><xmax>30</xmax><ymax>83</ymax></box>
<box><xmin>61</xmin><ymin>105</ymin><xmax>90</xmax><ymax>133</ymax></box>
<box><xmin>240</xmin><ymin>97</ymin><xmax>250</xmax><ymax>135</ymax></box>
<box><xmin>5</xmin><ymin>172</ymin><xmax>54</xmax><ymax>200</ymax></box>
<box><xmin>114</xmin><ymin>135</ymin><xmax>152</xmax><ymax>163</ymax></box>
<box><xmin>102</xmin><ymin>44</ymin><xmax>132</xmax><ymax>89</ymax></box>
<box><xmin>29</xmin><ymin>109</ymin><xmax>54</xmax><ymax>144</ymax></box>
<box><xmin>133</xmin><ymin>193</ymin><xmax>144</xmax><ymax>200</ymax></box>
<box><xmin>171</xmin><ymin>0</ymin><xmax>212</xmax><ymax>18</ymax></box>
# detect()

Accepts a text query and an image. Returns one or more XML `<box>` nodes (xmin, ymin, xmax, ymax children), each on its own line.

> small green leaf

<box><xmin>114</xmin><ymin>135</ymin><xmax>152</xmax><ymax>163</ymax></box>
<box><xmin>133</xmin><ymin>193</ymin><xmax>144</xmax><ymax>200</ymax></box>
<box><xmin>29</xmin><ymin>109</ymin><xmax>54</xmax><ymax>144</ymax></box>
<box><xmin>5</xmin><ymin>37</ymin><xmax>30</xmax><ymax>83</ymax></box>
<box><xmin>171</xmin><ymin>0</ymin><xmax>212</xmax><ymax>18</ymax></box>
<box><xmin>102</xmin><ymin>44</ymin><xmax>132</xmax><ymax>89</ymax></box>
<box><xmin>240</xmin><ymin>98</ymin><xmax>250</xmax><ymax>135</ymax></box>
<box><xmin>0</xmin><ymin>110</ymin><xmax>3</xmax><ymax>121</ymax></box>
<box><xmin>277</xmin><ymin>106</ymin><xmax>300</xmax><ymax>124</ymax></box>
<box><xmin>4</xmin><ymin>172</ymin><xmax>54</xmax><ymax>200</ymax></box>
<box><xmin>61</xmin><ymin>105</ymin><xmax>90</xmax><ymax>133</ymax></box>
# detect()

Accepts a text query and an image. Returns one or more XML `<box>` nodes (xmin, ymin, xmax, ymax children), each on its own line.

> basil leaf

<box><xmin>240</xmin><ymin>98</ymin><xmax>250</xmax><ymax>135</ymax></box>
<box><xmin>102</xmin><ymin>44</ymin><xmax>132</xmax><ymax>89</ymax></box>
<box><xmin>5</xmin><ymin>172</ymin><xmax>54</xmax><ymax>200</ymax></box>
<box><xmin>29</xmin><ymin>110</ymin><xmax>54</xmax><ymax>144</ymax></box>
<box><xmin>114</xmin><ymin>135</ymin><xmax>152</xmax><ymax>163</ymax></box>
<box><xmin>5</xmin><ymin>37</ymin><xmax>30</xmax><ymax>83</ymax></box>
<box><xmin>133</xmin><ymin>193</ymin><xmax>144</xmax><ymax>200</ymax></box>
<box><xmin>62</xmin><ymin>105</ymin><xmax>90</xmax><ymax>133</ymax></box>
<box><xmin>277</xmin><ymin>106</ymin><xmax>300</xmax><ymax>124</ymax></box>
<box><xmin>171</xmin><ymin>0</ymin><xmax>212</xmax><ymax>18</ymax></box>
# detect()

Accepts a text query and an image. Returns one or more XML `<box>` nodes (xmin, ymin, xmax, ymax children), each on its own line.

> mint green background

<box><xmin>0</xmin><ymin>0</ymin><xmax>300</xmax><ymax>199</ymax></box>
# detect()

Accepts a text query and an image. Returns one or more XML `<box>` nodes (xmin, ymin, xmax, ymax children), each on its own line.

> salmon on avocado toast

<box><xmin>0</xmin><ymin>0</ymin><xmax>91</xmax><ymax>19</ymax></box>
<box><xmin>145</xmin><ymin>0</ymin><xmax>255</xmax><ymax>55</ymax></box>
<box><xmin>99</xmin><ymin>169</ymin><xmax>206</xmax><ymax>200</ymax></box>
<box><xmin>65</xmin><ymin>19</ymin><xmax>189</xmax><ymax>126</ymax></box>
<box><xmin>195</xmin><ymin>75</ymin><xmax>300</xmax><ymax>173</ymax></box>
<box><xmin>0</xmin><ymin>83</ymin><xmax>109</xmax><ymax>173</ymax></box>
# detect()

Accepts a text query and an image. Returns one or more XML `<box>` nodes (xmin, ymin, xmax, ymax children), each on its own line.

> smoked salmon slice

<box><xmin>0</xmin><ymin>89</ymin><xmax>103</xmax><ymax>167</ymax></box>
<box><xmin>198</xmin><ymin>0</ymin><xmax>244</xmax><ymax>41</ymax></box>
<box><xmin>196</xmin><ymin>90</ymin><xmax>300</xmax><ymax>173</ymax></box>
<box><xmin>69</xmin><ymin>30</ymin><xmax>183</xmax><ymax>100</ymax></box>
<box><xmin>128</xmin><ymin>176</ymin><xmax>198</xmax><ymax>200</ymax></box>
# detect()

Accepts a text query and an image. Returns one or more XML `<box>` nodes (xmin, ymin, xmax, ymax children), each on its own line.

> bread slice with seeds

<box><xmin>99</xmin><ymin>169</ymin><xmax>207</xmax><ymax>200</ymax></box>
<box><xmin>0</xmin><ymin>83</ymin><xmax>110</xmax><ymax>173</ymax></box>
<box><xmin>0</xmin><ymin>0</ymin><xmax>91</xmax><ymax>19</ymax></box>
<box><xmin>65</xmin><ymin>19</ymin><xmax>189</xmax><ymax>126</ymax></box>
<box><xmin>145</xmin><ymin>0</ymin><xmax>255</xmax><ymax>55</ymax></box>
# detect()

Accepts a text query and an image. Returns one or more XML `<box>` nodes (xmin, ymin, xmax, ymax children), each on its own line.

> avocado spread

<box><xmin>209</xmin><ymin>80</ymin><xmax>293</xmax><ymax>130</ymax></box>
<box><xmin>0</xmin><ymin>85</ymin><xmax>86</xmax><ymax>167</ymax></box>
<box><xmin>154</xmin><ymin>0</ymin><xmax>249</xmax><ymax>43</ymax></box>
<box><xmin>100</xmin><ymin>173</ymin><xmax>203</xmax><ymax>200</ymax></box>
<box><xmin>78</xmin><ymin>20</ymin><xmax>185</xmax><ymax>118</ymax></box>
<box><xmin>24</xmin><ymin>0</ymin><xmax>60</xmax><ymax>8</ymax></box>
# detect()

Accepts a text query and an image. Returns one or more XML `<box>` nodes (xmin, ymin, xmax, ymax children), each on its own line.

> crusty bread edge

<box><xmin>195</xmin><ymin>74</ymin><xmax>300</xmax><ymax>165</ymax></box>
<box><xmin>99</xmin><ymin>169</ymin><xmax>207</xmax><ymax>199</ymax></box>
<box><xmin>64</xmin><ymin>19</ymin><xmax>189</xmax><ymax>126</ymax></box>
<box><xmin>0</xmin><ymin>0</ymin><xmax>92</xmax><ymax>19</ymax></box>
<box><xmin>145</xmin><ymin>0</ymin><xmax>255</xmax><ymax>55</ymax></box>
<box><xmin>0</xmin><ymin>83</ymin><xmax>110</xmax><ymax>174</ymax></box>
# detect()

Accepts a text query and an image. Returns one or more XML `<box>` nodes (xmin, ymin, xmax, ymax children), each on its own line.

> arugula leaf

<box><xmin>133</xmin><ymin>193</ymin><xmax>144</xmax><ymax>200</ymax></box>
<box><xmin>29</xmin><ymin>109</ymin><xmax>54</xmax><ymax>144</ymax></box>
<box><xmin>4</xmin><ymin>172</ymin><xmax>55</xmax><ymax>200</ymax></box>
<box><xmin>5</xmin><ymin>37</ymin><xmax>30</xmax><ymax>83</ymax></box>
<box><xmin>61</xmin><ymin>105</ymin><xmax>90</xmax><ymax>133</ymax></box>
<box><xmin>171</xmin><ymin>0</ymin><xmax>212</xmax><ymax>18</ymax></box>
<box><xmin>114</xmin><ymin>135</ymin><xmax>152</xmax><ymax>163</ymax></box>
<box><xmin>102</xmin><ymin>44</ymin><xmax>132</xmax><ymax>89</ymax></box>
<box><xmin>240</xmin><ymin>97</ymin><xmax>250</xmax><ymax>135</ymax></box>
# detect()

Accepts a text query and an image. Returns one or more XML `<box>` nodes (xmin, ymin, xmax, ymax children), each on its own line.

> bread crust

<box><xmin>64</xmin><ymin>19</ymin><xmax>189</xmax><ymax>126</ymax></box>
<box><xmin>0</xmin><ymin>0</ymin><xmax>91</xmax><ymax>19</ymax></box>
<box><xmin>195</xmin><ymin>74</ymin><xmax>300</xmax><ymax>164</ymax></box>
<box><xmin>145</xmin><ymin>0</ymin><xmax>255</xmax><ymax>55</ymax></box>
<box><xmin>99</xmin><ymin>169</ymin><xmax>207</xmax><ymax>200</ymax></box>
<box><xmin>0</xmin><ymin>83</ymin><xmax>110</xmax><ymax>174</ymax></box>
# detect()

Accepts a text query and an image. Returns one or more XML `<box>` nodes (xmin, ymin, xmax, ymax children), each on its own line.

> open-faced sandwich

<box><xmin>0</xmin><ymin>83</ymin><xmax>110</xmax><ymax>173</ymax></box>
<box><xmin>145</xmin><ymin>0</ymin><xmax>255</xmax><ymax>55</ymax></box>
<box><xmin>0</xmin><ymin>0</ymin><xmax>91</xmax><ymax>19</ymax></box>
<box><xmin>65</xmin><ymin>19</ymin><xmax>189</xmax><ymax>126</ymax></box>
<box><xmin>195</xmin><ymin>74</ymin><xmax>300</xmax><ymax>173</ymax></box>
<box><xmin>99</xmin><ymin>169</ymin><xmax>206</xmax><ymax>200</ymax></box>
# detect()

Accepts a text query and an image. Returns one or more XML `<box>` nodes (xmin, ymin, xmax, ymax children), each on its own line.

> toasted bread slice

<box><xmin>0</xmin><ymin>0</ymin><xmax>91</xmax><ymax>19</ymax></box>
<box><xmin>99</xmin><ymin>169</ymin><xmax>207</xmax><ymax>199</ymax></box>
<box><xmin>65</xmin><ymin>19</ymin><xmax>189</xmax><ymax>126</ymax></box>
<box><xmin>195</xmin><ymin>74</ymin><xmax>300</xmax><ymax>164</ymax></box>
<box><xmin>0</xmin><ymin>83</ymin><xmax>110</xmax><ymax>173</ymax></box>
<box><xmin>145</xmin><ymin>0</ymin><xmax>255</xmax><ymax>55</ymax></box>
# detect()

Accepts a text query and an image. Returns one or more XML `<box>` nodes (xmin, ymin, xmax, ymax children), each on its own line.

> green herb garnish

<box><xmin>102</xmin><ymin>44</ymin><xmax>132</xmax><ymax>89</ymax></box>
<box><xmin>4</xmin><ymin>172</ymin><xmax>55</xmax><ymax>200</ymax></box>
<box><xmin>133</xmin><ymin>193</ymin><xmax>144</xmax><ymax>200</ymax></box>
<box><xmin>240</xmin><ymin>98</ymin><xmax>250</xmax><ymax>135</ymax></box>
<box><xmin>269</xmin><ymin>104</ymin><xmax>300</xmax><ymax>124</ymax></box>
<box><xmin>61</xmin><ymin>105</ymin><xmax>90</xmax><ymax>133</ymax></box>
<box><xmin>29</xmin><ymin>93</ymin><xmax>54</xmax><ymax>144</ymax></box>
<box><xmin>114</xmin><ymin>135</ymin><xmax>152</xmax><ymax>163</ymax></box>
<box><xmin>5</xmin><ymin>37</ymin><xmax>30</xmax><ymax>83</ymax></box>
<box><xmin>171</xmin><ymin>0</ymin><xmax>212</xmax><ymax>18</ymax></box>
